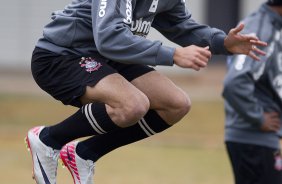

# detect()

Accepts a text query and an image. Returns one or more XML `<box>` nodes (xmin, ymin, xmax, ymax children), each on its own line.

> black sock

<box><xmin>40</xmin><ymin>103</ymin><xmax>120</xmax><ymax>149</ymax></box>
<box><xmin>39</xmin><ymin>127</ymin><xmax>62</xmax><ymax>150</ymax></box>
<box><xmin>76</xmin><ymin>110</ymin><xmax>171</xmax><ymax>162</ymax></box>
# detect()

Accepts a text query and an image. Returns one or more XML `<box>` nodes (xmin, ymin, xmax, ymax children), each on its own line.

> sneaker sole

<box><xmin>25</xmin><ymin>135</ymin><xmax>37</xmax><ymax>183</ymax></box>
<box><xmin>59</xmin><ymin>154</ymin><xmax>77</xmax><ymax>184</ymax></box>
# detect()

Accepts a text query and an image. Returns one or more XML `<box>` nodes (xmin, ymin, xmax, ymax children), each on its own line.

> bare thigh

<box><xmin>80</xmin><ymin>73</ymin><xmax>150</xmax><ymax>127</ymax></box>
<box><xmin>131</xmin><ymin>71</ymin><xmax>191</xmax><ymax>125</ymax></box>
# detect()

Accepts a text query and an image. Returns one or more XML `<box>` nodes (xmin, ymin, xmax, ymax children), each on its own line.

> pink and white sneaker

<box><xmin>60</xmin><ymin>141</ymin><xmax>95</xmax><ymax>184</ymax></box>
<box><xmin>25</xmin><ymin>126</ymin><xmax>60</xmax><ymax>184</ymax></box>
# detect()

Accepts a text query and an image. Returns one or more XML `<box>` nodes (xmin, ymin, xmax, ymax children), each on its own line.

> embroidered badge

<box><xmin>79</xmin><ymin>57</ymin><xmax>102</xmax><ymax>73</ymax></box>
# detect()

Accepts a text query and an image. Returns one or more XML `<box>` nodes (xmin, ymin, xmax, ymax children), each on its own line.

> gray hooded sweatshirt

<box><xmin>36</xmin><ymin>0</ymin><xmax>229</xmax><ymax>66</ymax></box>
<box><xmin>222</xmin><ymin>3</ymin><xmax>282</xmax><ymax>149</ymax></box>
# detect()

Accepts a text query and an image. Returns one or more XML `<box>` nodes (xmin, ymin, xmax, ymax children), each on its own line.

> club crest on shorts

<box><xmin>79</xmin><ymin>57</ymin><xmax>102</xmax><ymax>73</ymax></box>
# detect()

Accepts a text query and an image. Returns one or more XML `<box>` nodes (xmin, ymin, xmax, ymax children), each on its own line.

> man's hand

<box><xmin>261</xmin><ymin>112</ymin><xmax>281</xmax><ymax>132</ymax></box>
<box><xmin>224</xmin><ymin>23</ymin><xmax>268</xmax><ymax>61</ymax></box>
<box><xmin>173</xmin><ymin>45</ymin><xmax>211</xmax><ymax>71</ymax></box>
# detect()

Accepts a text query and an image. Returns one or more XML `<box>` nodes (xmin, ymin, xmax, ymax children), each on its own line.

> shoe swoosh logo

<box><xmin>36</xmin><ymin>153</ymin><xmax>51</xmax><ymax>184</ymax></box>
<box><xmin>67</xmin><ymin>146</ymin><xmax>73</xmax><ymax>161</ymax></box>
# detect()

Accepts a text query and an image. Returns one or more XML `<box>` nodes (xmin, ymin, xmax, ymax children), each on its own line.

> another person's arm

<box><xmin>223</xmin><ymin>55</ymin><xmax>280</xmax><ymax>132</ymax></box>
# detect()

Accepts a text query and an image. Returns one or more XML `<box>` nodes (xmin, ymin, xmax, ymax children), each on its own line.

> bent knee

<box><xmin>176</xmin><ymin>92</ymin><xmax>191</xmax><ymax>116</ymax></box>
<box><xmin>115</xmin><ymin>93</ymin><xmax>150</xmax><ymax>127</ymax></box>
<box><xmin>175</xmin><ymin>94</ymin><xmax>191</xmax><ymax>118</ymax></box>
<box><xmin>164</xmin><ymin>91</ymin><xmax>191</xmax><ymax>125</ymax></box>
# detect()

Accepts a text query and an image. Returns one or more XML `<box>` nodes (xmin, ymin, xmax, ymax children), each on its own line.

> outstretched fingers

<box><xmin>226</xmin><ymin>23</ymin><xmax>268</xmax><ymax>61</ymax></box>
<box><xmin>251</xmin><ymin>45</ymin><xmax>266</xmax><ymax>56</ymax></box>
<box><xmin>230</xmin><ymin>23</ymin><xmax>245</xmax><ymax>35</ymax></box>
<box><xmin>250</xmin><ymin>39</ymin><xmax>268</xmax><ymax>47</ymax></box>
<box><xmin>248</xmin><ymin>45</ymin><xmax>266</xmax><ymax>61</ymax></box>
<box><xmin>248</xmin><ymin>51</ymin><xmax>260</xmax><ymax>61</ymax></box>
<box><xmin>248</xmin><ymin>39</ymin><xmax>267</xmax><ymax>61</ymax></box>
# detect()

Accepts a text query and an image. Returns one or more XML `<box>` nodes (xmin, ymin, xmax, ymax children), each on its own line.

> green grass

<box><xmin>0</xmin><ymin>93</ymin><xmax>233</xmax><ymax>184</ymax></box>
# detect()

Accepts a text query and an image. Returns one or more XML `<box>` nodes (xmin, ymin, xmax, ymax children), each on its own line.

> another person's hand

<box><xmin>224</xmin><ymin>23</ymin><xmax>268</xmax><ymax>61</ymax></box>
<box><xmin>173</xmin><ymin>45</ymin><xmax>211</xmax><ymax>71</ymax></box>
<box><xmin>261</xmin><ymin>112</ymin><xmax>281</xmax><ymax>132</ymax></box>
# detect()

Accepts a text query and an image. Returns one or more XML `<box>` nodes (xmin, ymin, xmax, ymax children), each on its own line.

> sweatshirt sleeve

<box><xmin>152</xmin><ymin>1</ymin><xmax>230</xmax><ymax>55</ymax></box>
<box><xmin>92</xmin><ymin>0</ymin><xmax>174</xmax><ymax>66</ymax></box>
<box><xmin>222</xmin><ymin>54</ymin><xmax>266</xmax><ymax>126</ymax></box>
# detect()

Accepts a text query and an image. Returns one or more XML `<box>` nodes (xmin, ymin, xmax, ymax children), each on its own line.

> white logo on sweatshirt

<box><xmin>123</xmin><ymin>0</ymin><xmax>132</xmax><ymax>24</ymax></box>
<box><xmin>273</xmin><ymin>75</ymin><xmax>282</xmax><ymax>99</ymax></box>
<box><xmin>131</xmin><ymin>18</ymin><xmax>152</xmax><ymax>36</ymax></box>
<box><xmin>99</xmin><ymin>0</ymin><xmax>107</xmax><ymax>17</ymax></box>
<box><xmin>234</xmin><ymin>55</ymin><xmax>247</xmax><ymax>71</ymax></box>
<box><xmin>278</xmin><ymin>52</ymin><xmax>282</xmax><ymax>71</ymax></box>
<box><xmin>149</xmin><ymin>0</ymin><xmax>159</xmax><ymax>13</ymax></box>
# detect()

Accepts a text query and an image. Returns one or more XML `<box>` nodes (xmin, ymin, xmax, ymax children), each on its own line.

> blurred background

<box><xmin>0</xmin><ymin>0</ymin><xmax>265</xmax><ymax>69</ymax></box>
<box><xmin>0</xmin><ymin>0</ymin><xmax>266</xmax><ymax>183</ymax></box>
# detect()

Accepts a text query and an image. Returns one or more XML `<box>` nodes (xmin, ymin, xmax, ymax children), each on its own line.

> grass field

<box><xmin>0</xmin><ymin>67</ymin><xmax>234</xmax><ymax>184</ymax></box>
<box><xmin>0</xmin><ymin>93</ymin><xmax>233</xmax><ymax>184</ymax></box>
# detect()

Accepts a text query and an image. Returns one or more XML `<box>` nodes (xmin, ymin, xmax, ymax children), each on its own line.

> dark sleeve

<box><xmin>92</xmin><ymin>0</ymin><xmax>174</xmax><ymax>66</ymax></box>
<box><xmin>222</xmin><ymin>54</ymin><xmax>266</xmax><ymax>125</ymax></box>
<box><xmin>152</xmin><ymin>1</ymin><xmax>230</xmax><ymax>55</ymax></box>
